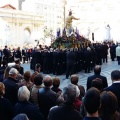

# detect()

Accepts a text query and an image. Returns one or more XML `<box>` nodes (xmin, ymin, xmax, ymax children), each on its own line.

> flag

<box><xmin>57</xmin><ymin>28</ymin><xmax>61</xmax><ymax>37</ymax></box>
<box><xmin>63</xmin><ymin>27</ymin><xmax>66</xmax><ymax>35</ymax></box>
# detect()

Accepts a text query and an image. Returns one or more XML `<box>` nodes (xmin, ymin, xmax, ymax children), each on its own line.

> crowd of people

<box><xmin>0</xmin><ymin>42</ymin><xmax>118</xmax><ymax>77</ymax></box>
<box><xmin>0</xmin><ymin>42</ymin><xmax>120</xmax><ymax>120</ymax></box>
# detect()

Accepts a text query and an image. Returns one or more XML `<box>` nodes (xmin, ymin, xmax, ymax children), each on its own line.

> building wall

<box><xmin>0</xmin><ymin>8</ymin><xmax>44</xmax><ymax>47</ymax></box>
<box><xmin>22</xmin><ymin>0</ymin><xmax>65</xmax><ymax>36</ymax></box>
<box><xmin>66</xmin><ymin>0</ymin><xmax>120</xmax><ymax>42</ymax></box>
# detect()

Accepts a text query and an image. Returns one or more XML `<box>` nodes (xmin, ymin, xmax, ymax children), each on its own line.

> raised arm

<box><xmin>72</xmin><ymin>16</ymin><xmax>80</xmax><ymax>20</ymax></box>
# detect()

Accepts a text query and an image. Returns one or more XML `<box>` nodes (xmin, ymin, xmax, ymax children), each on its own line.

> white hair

<box><xmin>18</xmin><ymin>86</ymin><xmax>30</xmax><ymax>101</ymax></box>
<box><xmin>44</xmin><ymin>75</ymin><xmax>52</xmax><ymax>81</ymax></box>
<box><xmin>63</xmin><ymin>84</ymin><xmax>78</xmax><ymax>103</ymax></box>
<box><xmin>76</xmin><ymin>86</ymin><xmax>80</xmax><ymax>97</ymax></box>
<box><xmin>9</xmin><ymin>68</ymin><xmax>18</xmax><ymax>75</ymax></box>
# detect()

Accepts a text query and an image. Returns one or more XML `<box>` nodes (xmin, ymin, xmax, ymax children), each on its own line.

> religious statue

<box><xmin>66</xmin><ymin>10</ymin><xmax>80</xmax><ymax>35</ymax></box>
<box><xmin>105</xmin><ymin>24</ymin><xmax>111</xmax><ymax>41</ymax></box>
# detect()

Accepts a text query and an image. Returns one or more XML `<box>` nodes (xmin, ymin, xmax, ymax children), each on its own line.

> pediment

<box><xmin>1</xmin><ymin>4</ymin><xmax>16</xmax><ymax>10</ymax></box>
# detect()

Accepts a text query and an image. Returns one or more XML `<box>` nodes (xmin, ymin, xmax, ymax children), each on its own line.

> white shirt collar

<box><xmin>113</xmin><ymin>81</ymin><xmax>120</xmax><ymax>84</ymax></box>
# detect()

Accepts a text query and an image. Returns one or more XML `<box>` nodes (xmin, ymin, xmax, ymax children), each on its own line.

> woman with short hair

<box><xmin>14</xmin><ymin>86</ymin><xmax>43</xmax><ymax>120</ymax></box>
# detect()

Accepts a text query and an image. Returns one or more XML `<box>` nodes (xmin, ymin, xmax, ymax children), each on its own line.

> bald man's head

<box><xmin>94</xmin><ymin>65</ymin><xmax>101</xmax><ymax>75</ymax></box>
<box><xmin>44</xmin><ymin>75</ymin><xmax>53</xmax><ymax>87</ymax></box>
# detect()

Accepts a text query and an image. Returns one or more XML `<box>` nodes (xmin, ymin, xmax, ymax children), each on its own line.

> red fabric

<box><xmin>73</xmin><ymin>98</ymin><xmax>82</xmax><ymax>111</ymax></box>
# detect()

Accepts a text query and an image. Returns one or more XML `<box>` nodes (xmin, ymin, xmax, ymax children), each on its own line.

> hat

<box><xmin>9</xmin><ymin>68</ymin><xmax>18</xmax><ymax>75</ymax></box>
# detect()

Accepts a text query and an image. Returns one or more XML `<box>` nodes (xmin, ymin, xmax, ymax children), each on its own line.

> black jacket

<box><xmin>66</xmin><ymin>51</ymin><xmax>76</xmax><ymax>64</ymax></box>
<box><xmin>14</xmin><ymin>101</ymin><xmax>43</xmax><ymax>120</ymax></box>
<box><xmin>87</xmin><ymin>74</ymin><xmax>108</xmax><ymax>90</ymax></box>
<box><xmin>48</xmin><ymin>103</ymin><xmax>83</xmax><ymax>120</ymax></box>
<box><xmin>38</xmin><ymin>87</ymin><xmax>57</xmax><ymax>118</ymax></box>
<box><xmin>3</xmin><ymin>77</ymin><xmax>19</xmax><ymax>105</ymax></box>
<box><xmin>104</xmin><ymin>83</ymin><xmax>120</xmax><ymax>111</ymax></box>
<box><xmin>0</xmin><ymin>97</ymin><xmax>14</xmax><ymax>120</ymax></box>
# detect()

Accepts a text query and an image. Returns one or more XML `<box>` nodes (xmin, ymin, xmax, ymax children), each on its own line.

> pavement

<box><xmin>18</xmin><ymin>58</ymin><xmax>120</xmax><ymax>91</ymax></box>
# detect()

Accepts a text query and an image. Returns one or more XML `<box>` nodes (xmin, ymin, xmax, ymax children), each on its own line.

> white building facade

<box><xmin>66</xmin><ymin>0</ymin><xmax>120</xmax><ymax>43</ymax></box>
<box><xmin>0</xmin><ymin>5</ymin><xmax>44</xmax><ymax>48</ymax></box>
<box><xmin>22</xmin><ymin>0</ymin><xmax>65</xmax><ymax>36</ymax></box>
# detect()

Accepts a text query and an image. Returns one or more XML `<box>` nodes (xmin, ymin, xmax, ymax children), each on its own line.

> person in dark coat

<box><xmin>38</xmin><ymin>75</ymin><xmax>57</xmax><ymax>120</ymax></box>
<box><xmin>48</xmin><ymin>84</ymin><xmax>83</xmax><ymax>120</ymax></box>
<box><xmin>95</xmin><ymin>43</ymin><xmax>102</xmax><ymax>65</ymax></box>
<box><xmin>49</xmin><ymin>48</ymin><xmax>53</xmax><ymax>73</ymax></box>
<box><xmin>74</xmin><ymin>48</ymin><xmax>79</xmax><ymax>73</ymax></box>
<box><xmin>77</xmin><ymin>48</ymin><xmax>84</xmax><ymax>71</ymax></box>
<box><xmin>32</xmin><ymin>48</ymin><xmax>42</xmax><ymax>71</ymax></box>
<box><xmin>61</xmin><ymin>49</ymin><xmax>66</xmax><ymax>74</ymax></box>
<box><xmin>102</xmin><ymin>42</ymin><xmax>108</xmax><ymax>63</ymax></box>
<box><xmin>110</xmin><ymin>43</ymin><xmax>116</xmax><ymax>61</ymax></box>
<box><xmin>0</xmin><ymin>49</ymin><xmax>2</xmax><ymax>67</ymax></box>
<box><xmin>84</xmin><ymin>47</ymin><xmax>92</xmax><ymax>73</ymax></box>
<box><xmin>3</xmin><ymin>46</ymin><xmax>10</xmax><ymax>63</ymax></box>
<box><xmin>3</xmin><ymin>68</ymin><xmax>20</xmax><ymax>105</ymax></box>
<box><xmin>0</xmin><ymin>60</ymin><xmax>8</xmax><ymax>82</ymax></box>
<box><xmin>66</xmin><ymin>48</ymin><xmax>76</xmax><ymax>79</ymax></box>
<box><xmin>14</xmin><ymin>86</ymin><xmax>43</xmax><ymax>120</ymax></box>
<box><xmin>22</xmin><ymin>48</ymin><xmax>27</xmax><ymax>64</ymax></box>
<box><xmin>53</xmin><ymin>49</ymin><xmax>59</xmax><ymax>75</ymax></box>
<box><xmin>104</xmin><ymin>70</ymin><xmax>120</xmax><ymax>112</ymax></box>
<box><xmin>42</xmin><ymin>49</ymin><xmax>50</xmax><ymax>74</ymax></box>
<box><xmin>15</xmin><ymin>59</ymin><xmax>24</xmax><ymax>75</ymax></box>
<box><xmin>87</xmin><ymin>65</ymin><xmax>108</xmax><ymax>90</ymax></box>
<box><xmin>0</xmin><ymin>82</ymin><xmax>14</xmax><ymax>120</ymax></box>
<box><xmin>56</xmin><ymin>50</ymin><xmax>63</xmax><ymax>75</ymax></box>
<box><xmin>15</xmin><ymin>47</ymin><xmax>22</xmax><ymax>60</ymax></box>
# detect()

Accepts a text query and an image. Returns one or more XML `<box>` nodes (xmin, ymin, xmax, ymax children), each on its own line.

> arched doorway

<box><xmin>23</xmin><ymin>27</ymin><xmax>31</xmax><ymax>44</ymax></box>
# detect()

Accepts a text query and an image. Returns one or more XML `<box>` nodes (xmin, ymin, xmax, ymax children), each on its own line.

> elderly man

<box><xmin>38</xmin><ymin>75</ymin><xmax>57</xmax><ymax>120</ymax></box>
<box><xmin>48</xmin><ymin>84</ymin><xmax>83</xmax><ymax>120</ymax></box>
<box><xmin>3</xmin><ymin>68</ymin><xmax>20</xmax><ymax>105</ymax></box>
<box><xmin>87</xmin><ymin>65</ymin><xmax>108</xmax><ymax>90</ymax></box>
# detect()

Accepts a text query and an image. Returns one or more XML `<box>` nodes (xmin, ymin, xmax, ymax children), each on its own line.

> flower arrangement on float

<box><xmin>51</xmin><ymin>28</ymin><xmax>91</xmax><ymax>49</ymax></box>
